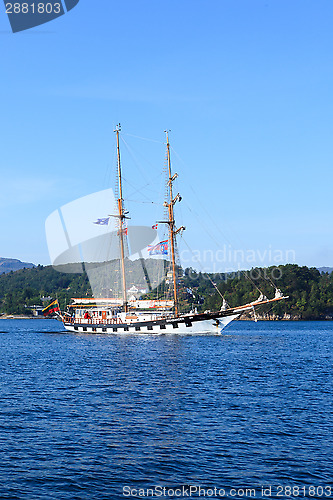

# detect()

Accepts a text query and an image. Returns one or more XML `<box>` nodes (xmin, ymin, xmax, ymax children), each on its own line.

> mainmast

<box><xmin>164</xmin><ymin>130</ymin><xmax>185</xmax><ymax>317</ymax></box>
<box><xmin>114</xmin><ymin>124</ymin><xmax>128</xmax><ymax>313</ymax></box>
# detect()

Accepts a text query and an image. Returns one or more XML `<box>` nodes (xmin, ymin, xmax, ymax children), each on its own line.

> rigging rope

<box><xmin>170</xmin><ymin>146</ymin><xmax>274</xmax><ymax>296</ymax></box>
<box><xmin>182</xmin><ymin>199</ymin><xmax>263</xmax><ymax>295</ymax></box>
<box><xmin>123</xmin><ymin>133</ymin><xmax>163</xmax><ymax>144</ymax></box>
<box><xmin>180</xmin><ymin>236</ymin><xmax>226</xmax><ymax>302</ymax></box>
<box><xmin>112</xmin><ymin>135</ymin><xmax>275</xmax><ymax>307</ymax></box>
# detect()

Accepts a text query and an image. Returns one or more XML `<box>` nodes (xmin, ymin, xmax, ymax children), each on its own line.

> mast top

<box><xmin>114</xmin><ymin>123</ymin><xmax>121</xmax><ymax>133</ymax></box>
<box><xmin>164</xmin><ymin>129</ymin><xmax>171</xmax><ymax>142</ymax></box>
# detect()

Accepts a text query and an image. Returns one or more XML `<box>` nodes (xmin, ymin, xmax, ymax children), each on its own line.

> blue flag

<box><xmin>93</xmin><ymin>217</ymin><xmax>110</xmax><ymax>225</ymax></box>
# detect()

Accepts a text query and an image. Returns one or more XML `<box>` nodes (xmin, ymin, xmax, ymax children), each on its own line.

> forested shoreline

<box><xmin>0</xmin><ymin>264</ymin><xmax>332</xmax><ymax>320</ymax></box>
<box><xmin>185</xmin><ymin>264</ymin><xmax>333</xmax><ymax>320</ymax></box>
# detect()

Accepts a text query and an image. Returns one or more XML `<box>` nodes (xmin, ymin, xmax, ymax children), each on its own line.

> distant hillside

<box><xmin>0</xmin><ymin>265</ymin><xmax>91</xmax><ymax>315</ymax></box>
<box><xmin>317</xmin><ymin>267</ymin><xmax>333</xmax><ymax>274</ymax></box>
<box><xmin>0</xmin><ymin>257</ymin><xmax>35</xmax><ymax>274</ymax></box>
<box><xmin>0</xmin><ymin>263</ymin><xmax>332</xmax><ymax>319</ymax></box>
<box><xmin>200</xmin><ymin>264</ymin><xmax>333</xmax><ymax>320</ymax></box>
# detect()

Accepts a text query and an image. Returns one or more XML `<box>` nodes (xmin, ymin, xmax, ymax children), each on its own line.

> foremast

<box><xmin>164</xmin><ymin>130</ymin><xmax>185</xmax><ymax>317</ymax></box>
<box><xmin>114</xmin><ymin>124</ymin><xmax>128</xmax><ymax>313</ymax></box>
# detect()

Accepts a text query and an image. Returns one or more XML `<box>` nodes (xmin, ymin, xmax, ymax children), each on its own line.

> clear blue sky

<box><xmin>1</xmin><ymin>0</ymin><xmax>332</xmax><ymax>272</ymax></box>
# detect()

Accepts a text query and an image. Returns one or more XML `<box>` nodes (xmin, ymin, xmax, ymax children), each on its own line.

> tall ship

<box><xmin>46</xmin><ymin>126</ymin><xmax>287</xmax><ymax>334</ymax></box>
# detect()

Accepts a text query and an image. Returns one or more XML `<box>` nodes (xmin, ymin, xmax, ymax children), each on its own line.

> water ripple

<box><xmin>0</xmin><ymin>319</ymin><xmax>332</xmax><ymax>499</ymax></box>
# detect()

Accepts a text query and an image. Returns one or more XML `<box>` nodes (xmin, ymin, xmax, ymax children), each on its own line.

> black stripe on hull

<box><xmin>63</xmin><ymin>310</ymin><xmax>237</xmax><ymax>333</ymax></box>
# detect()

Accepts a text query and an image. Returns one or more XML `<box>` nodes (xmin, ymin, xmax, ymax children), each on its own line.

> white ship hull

<box><xmin>63</xmin><ymin>313</ymin><xmax>239</xmax><ymax>335</ymax></box>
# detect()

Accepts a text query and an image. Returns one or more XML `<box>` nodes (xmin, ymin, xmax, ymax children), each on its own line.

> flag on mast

<box><xmin>93</xmin><ymin>217</ymin><xmax>110</xmax><ymax>225</ymax></box>
<box><xmin>148</xmin><ymin>240</ymin><xmax>168</xmax><ymax>255</ymax></box>
<box><xmin>42</xmin><ymin>299</ymin><xmax>60</xmax><ymax>317</ymax></box>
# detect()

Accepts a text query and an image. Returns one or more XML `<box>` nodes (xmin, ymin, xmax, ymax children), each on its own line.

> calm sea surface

<box><xmin>0</xmin><ymin>319</ymin><xmax>332</xmax><ymax>499</ymax></box>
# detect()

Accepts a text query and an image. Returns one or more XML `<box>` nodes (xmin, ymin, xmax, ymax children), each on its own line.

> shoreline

<box><xmin>0</xmin><ymin>315</ymin><xmax>50</xmax><ymax>320</ymax></box>
<box><xmin>0</xmin><ymin>315</ymin><xmax>331</xmax><ymax>321</ymax></box>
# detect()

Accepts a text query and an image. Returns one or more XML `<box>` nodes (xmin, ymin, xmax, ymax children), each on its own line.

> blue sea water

<box><xmin>0</xmin><ymin>319</ymin><xmax>332</xmax><ymax>500</ymax></box>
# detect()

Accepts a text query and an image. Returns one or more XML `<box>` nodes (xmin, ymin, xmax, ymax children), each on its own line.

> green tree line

<box><xmin>0</xmin><ymin>265</ymin><xmax>91</xmax><ymax>315</ymax></box>
<box><xmin>182</xmin><ymin>264</ymin><xmax>333</xmax><ymax>320</ymax></box>
<box><xmin>0</xmin><ymin>264</ymin><xmax>332</xmax><ymax>319</ymax></box>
